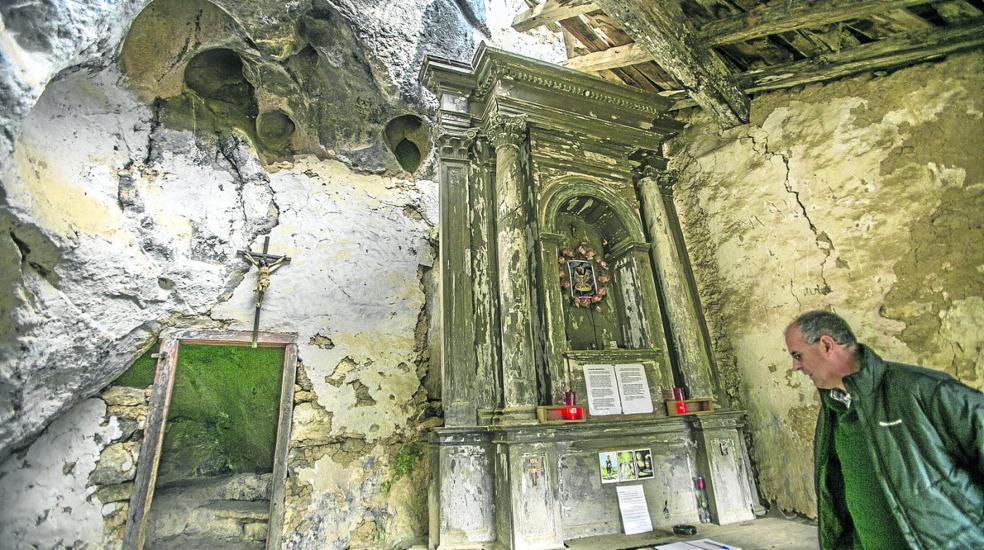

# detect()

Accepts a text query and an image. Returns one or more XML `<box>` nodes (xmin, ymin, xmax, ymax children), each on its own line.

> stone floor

<box><xmin>565</xmin><ymin>517</ymin><xmax>819</xmax><ymax>550</ymax></box>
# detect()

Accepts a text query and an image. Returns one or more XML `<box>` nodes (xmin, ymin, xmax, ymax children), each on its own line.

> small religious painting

<box><xmin>567</xmin><ymin>260</ymin><xmax>597</xmax><ymax>299</ymax></box>
<box><xmin>558</xmin><ymin>241</ymin><xmax>612</xmax><ymax>313</ymax></box>
<box><xmin>634</xmin><ymin>448</ymin><xmax>654</xmax><ymax>480</ymax></box>
<box><xmin>618</xmin><ymin>450</ymin><xmax>638</xmax><ymax>481</ymax></box>
<box><xmin>598</xmin><ymin>451</ymin><xmax>619</xmax><ymax>484</ymax></box>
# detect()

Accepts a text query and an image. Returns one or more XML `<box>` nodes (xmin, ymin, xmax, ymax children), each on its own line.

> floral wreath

<box><xmin>558</xmin><ymin>241</ymin><xmax>611</xmax><ymax>313</ymax></box>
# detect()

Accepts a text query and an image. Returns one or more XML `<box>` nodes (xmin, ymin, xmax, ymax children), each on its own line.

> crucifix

<box><xmin>239</xmin><ymin>236</ymin><xmax>291</xmax><ymax>347</ymax></box>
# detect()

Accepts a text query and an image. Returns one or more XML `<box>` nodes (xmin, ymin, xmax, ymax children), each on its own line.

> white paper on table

<box><xmin>654</xmin><ymin>539</ymin><xmax>741</xmax><ymax>550</ymax></box>
<box><xmin>614</xmin><ymin>363</ymin><xmax>654</xmax><ymax>414</ymax></box>
<box><xmin>615</xmin><ymin>484</ymin><xmax>652</xmax><ymax>535</ymax></box>
<box><xmin>583</xmin><ymin>364</ymin><xmax>622</xmax><ymax>415</ymax></box>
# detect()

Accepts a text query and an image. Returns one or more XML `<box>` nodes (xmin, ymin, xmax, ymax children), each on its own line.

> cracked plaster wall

<box><xmin>1</xmin><ymin>0</ymin><xmax>563</xmax><ymax>547</ymax></box>
<box><xmin>665</xmin><ymin>51</ymin><xmax>984</xmax><ymax>517</ymax></box>
<box><xmin>0</xmin><ymin>61</ymin><xmax>440</xmax><ymax>549</ymax></box>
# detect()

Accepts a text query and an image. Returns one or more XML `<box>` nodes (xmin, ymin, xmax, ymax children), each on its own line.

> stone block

<box><xmin>243</xmin><ymin>521</ymin><xmax>269</xmax><ymax>541</ymax></box>
<box><xmin>95</xmin><ymin>482</ymin><xmax>134</xmax><ymax>503</ymax></box>
<box><xmin>106</xmin><ymin>403</ymin><xmax>149</xmax><ymax>421</ymax></box>
<box><xmin>290</xmin><ymin>402</ymin><xmax>334</xmax><ymax>446</ymax></box>
<box><xmin>90</xmin><ymin>441</ymin><xmax>139</xmax><ymax>484</ymax></box>
<box><xmin>101</xmin><ymin>386</ymin><xmax>147</xmax><ymax>407</ymax></box>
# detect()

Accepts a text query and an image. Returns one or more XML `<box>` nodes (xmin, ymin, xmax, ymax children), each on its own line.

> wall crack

<box><xmin>746</xmin><ymin>131</ymin><xmax>832</xmax><ymax>295</ymax></box>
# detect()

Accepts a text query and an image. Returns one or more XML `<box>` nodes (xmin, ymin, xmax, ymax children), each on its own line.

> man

<box><xmin>784</xmin><ymin>310</ymin><xmax>984</xmax><ymax>549</ymax></box>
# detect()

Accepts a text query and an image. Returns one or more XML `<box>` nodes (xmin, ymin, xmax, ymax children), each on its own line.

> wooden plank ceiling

<box><xmin>513</xmin><ymin>0</ymin><xmax>984</xmax><ymax>127</ymax></box>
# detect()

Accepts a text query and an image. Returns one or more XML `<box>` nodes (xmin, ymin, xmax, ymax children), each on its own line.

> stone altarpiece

<box><xmin>421</xmin><ymin>45</ymin><xmax>759</xmax><ymax>550</ymax></box>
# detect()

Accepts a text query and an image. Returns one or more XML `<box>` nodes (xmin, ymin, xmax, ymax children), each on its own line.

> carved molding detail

<box><xmin>471</xmin><ymin>135</ymin><xmax>496</xmax><ymax>168</ymax></box>
<box><xmin>485</xmin><ymin>114</ymin><xmax>528</xmax><ymax>149</ymax></box>
<box><xmin>436</xmin><ymin>127</ymin><xmax>480</xmax><ymax>161</ymax></box>
<box><xmin>472</xmin><ymin>66</ymin><xmax>665</xmax><ymax>116</ymax></box>
<box><xmin>654</xmin><ymin>170</ymin><xmax>678</xmax><ymax>197</ymax></box>
<box><xmin>639</xmin><ymin>165</ymin><xmax>678</xmax><ymax>197</ymax></box>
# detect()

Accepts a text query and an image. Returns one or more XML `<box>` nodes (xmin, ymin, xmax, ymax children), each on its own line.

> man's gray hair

<box><xmin>790</xmin><ymin>310</ymin><xmax>857</xmax><ymax>348</ymax></box>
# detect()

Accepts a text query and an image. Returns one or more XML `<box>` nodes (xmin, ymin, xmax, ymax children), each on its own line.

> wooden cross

<box><xmin>239</xmin><ymin>236</ymin><xmax>291</xmax><ymax>347</ymax></box>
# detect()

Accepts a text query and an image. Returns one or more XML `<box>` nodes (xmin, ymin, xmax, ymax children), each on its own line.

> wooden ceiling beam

<box><xmin>700</xmin><ymin>0</ymin><xmax>931</xmax><ymax>46</ymax></box>
<box><xmin>512</xmin><ymin>0</ymin><xmax>600</xmax><ymax>33</ymax></box>
<box><xmin>664</xmin><ymin>20</ymin><xmax>984</xmax><ymax>109</ymax></box>
<box><xmin>591</xmin><ymin>0</ymin><xmax>749</xmax><ymax>126</ymax></box>
<box><xmin>563</xmin><ymin>0</ymin><xmax>936</xmax><ymax>71</ymax></box>
<box><xmin>564</xmin><ymin>42</ymin><xmax>649</xmax><ymax>72</ymax></box>
<box><xmin>558</xmin><ymin>17</ymin><xmax>660</xmax><ymax>91</ymax></box>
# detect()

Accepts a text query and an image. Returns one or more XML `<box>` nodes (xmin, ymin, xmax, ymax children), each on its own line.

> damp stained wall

<box><xmin>0</xmin><ymin>62</ymin><xmax>439</xmax><ymax>549</ymax></box>
<box><xmin>0</xmin><ymin>0</ymin><xmax>563</xmax><ymax>546</ymax></box>
<box><xmin>665</xmin><ymin>50</ymin><xmax>984</xmax><ymax>517</ymax></box>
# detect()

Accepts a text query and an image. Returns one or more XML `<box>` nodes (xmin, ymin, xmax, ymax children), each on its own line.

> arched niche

<box><xmin>540</xmin><ymin>180</ymin><xmax>658</xmax><ymax>351</ymax></box>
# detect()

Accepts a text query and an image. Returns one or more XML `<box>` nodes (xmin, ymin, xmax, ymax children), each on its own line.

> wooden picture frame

<box><xmin>122</xmin><ymin>329</ymin><xmax>298</xmax><ymax>550</ymax></box>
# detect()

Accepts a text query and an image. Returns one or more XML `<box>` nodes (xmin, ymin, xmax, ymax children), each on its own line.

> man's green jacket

<box><xmin>815</xmin><ymin>345</ymin><xmax>984</xmax><ymax>549</ymax></box>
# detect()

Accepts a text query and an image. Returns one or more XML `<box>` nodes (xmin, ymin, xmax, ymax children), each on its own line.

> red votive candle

<box><xmin>564</xmin><ymin>389</ymin><xmax>577</xmax><ymax>406</ymax></box>
<box><xmin>676</xmin><ymin>401</ymin><xmax>688</xmax><ymax>414</ymax></box>
<box><xmin>561</xmin><ymin>406</ymin><xmax>583</xmax><ymax>420</ymax></box>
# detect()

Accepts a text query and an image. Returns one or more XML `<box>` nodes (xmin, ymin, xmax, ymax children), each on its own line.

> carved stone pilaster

<box><xmin>485</xmin><ymin>114</ymin><xmax>527</xmax><ymax>149</ymax></box>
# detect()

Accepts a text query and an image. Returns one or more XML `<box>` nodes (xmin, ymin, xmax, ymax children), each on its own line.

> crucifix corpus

<box><xmin>239</xmin><ymin>236</ymin><xmax>290</xmax><ymax>347</ymax></box>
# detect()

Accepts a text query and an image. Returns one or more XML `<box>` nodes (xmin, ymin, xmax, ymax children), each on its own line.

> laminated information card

<box><xmin>583</xmin><ymin>364</ymin><xmax>622</xmax><ymax>415</ymax></box>
<box><xmin>615</xmin><ymin>363</ymin><xmax>654</xmax><ymax>414</ymax></box>
<box><xmin>583</xmin><ymin>363</ymin><xmax>653</xmax><ymax>416</ymax></box>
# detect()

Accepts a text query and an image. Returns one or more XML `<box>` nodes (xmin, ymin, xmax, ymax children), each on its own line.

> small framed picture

<box><xmin>634</xmin><ymin>448</ymin><xmax>654</xmax><ymax>480</ymax></box>
<box><xmin>598</xmin><ymin>451</ymin><xmax>619</xmax><ymax>484</ymax></box>
<box><xmin>617</xmin><ymin>450</ymin><xmax>638</xmax><ymax>481</ymax></box>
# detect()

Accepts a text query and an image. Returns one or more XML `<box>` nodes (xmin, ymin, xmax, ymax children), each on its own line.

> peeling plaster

<box><xmin>666</xmin><ymin>51</ymin><xmax>984</xmax><ymax>516</ymax></box>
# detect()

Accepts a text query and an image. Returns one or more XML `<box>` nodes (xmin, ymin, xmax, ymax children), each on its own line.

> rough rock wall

<box><xmin>0</xmin><ymin>62</ymin><xmax>438</xmax><ymax>549</ymax></box>
<box><xmin>1</xmin><ymin>0</ymin><xmax>562</xmax><ymax>546</ymax></box>
<box><xmin>0</xmin><ymin>0</ymin><xmax>561</xmax><ymax>458</ymax></box>
<box><xmin>665</xmin><ymin>51</ymin><xmax>984</xmax><ymax>516</ymax></box>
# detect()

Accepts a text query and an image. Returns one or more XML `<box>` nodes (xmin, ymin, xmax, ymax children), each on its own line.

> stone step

<box><xmin>144</xmin><ymin>473</ymin><xmax>272</xmax><ymax>545</ymax></box>
<box><xmin>207</xmin><ymin>499</ymin><xmax>270</xmax><ymax>522</ymax></box>
<box><xmin>145</xmin><ymin>533</ymin><xmax>265</xmax><ymax>550</ymax></box>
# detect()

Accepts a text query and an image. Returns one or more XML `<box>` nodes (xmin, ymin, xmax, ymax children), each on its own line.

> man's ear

<box><xmin>819</xmin><ymin>334</ymin><xmax>834</xmax><ymax>353</ymax></box>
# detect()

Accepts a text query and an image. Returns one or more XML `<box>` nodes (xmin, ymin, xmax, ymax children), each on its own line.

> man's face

<box><xmin>785</xmin><ymin>326</ymin><xmax>840</xmax><ymax>389</ymax></box>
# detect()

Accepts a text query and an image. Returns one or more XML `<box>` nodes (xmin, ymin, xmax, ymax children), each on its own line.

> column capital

<box><xmin>638</xmin><ymin>165</ymin><xmax>679</xmax><ymax>197</ymax></box>
<box><xmin>485</xmin><ymin>113</ymin><xmax>528</xmax><ymax>149</ymax></box>
<box><xmin>654</xmin><ymin>169</ymin><xmax>678</xmax><ymax>197</ymax></box>
<box><xmin>436</xmin><ymin>127</ymin><xmax>480</xmax><ymax>161</ymax></box>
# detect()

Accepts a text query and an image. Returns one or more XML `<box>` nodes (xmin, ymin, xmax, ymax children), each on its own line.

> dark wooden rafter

<box><xmin>513</xmin><ymin>0</ymin><xmax>600</xmax><ymax>32</ymax></box>
<box><xmin>585</xmin><ymin>12</ymin><xmax>681</xmax><ymax>88</ymax></box>
<box><xmin>558</xmin><ymin>16</ymin><xmax>661</xmax><ymax>91</ymax></box>
<box><xmin>699</xmin><ymin>0</ymin><xmax>932</xmax><ymax>46</ymax></box>
<box><xmin>591</xmin><ymin>0</ymin><xmax>749</xmax><ymax>126</ymax></box>
<box><xmin>663</xmin><ymin>19</ymin><xmax>984</xmax><ymax>108</ymax></box>
<box><xmin>562</xmin><ymin>0</ymin><xmax>939</xmax><ymax>71</ymax></box>
<box><xmin>515</xmin><ymin>0</ymin><xmax>984</xmax><ymax>124</ymax></box>
<box><xmin>934</xmin><ymin>0</ymin><xmax>984</xmax><ymax>23</ymax></box>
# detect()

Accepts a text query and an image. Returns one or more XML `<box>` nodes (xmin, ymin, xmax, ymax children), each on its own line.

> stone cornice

<box><xmin>471</xmin><ymin>44</ymin><xmax>674</xmax><ymax>118</ymax></box>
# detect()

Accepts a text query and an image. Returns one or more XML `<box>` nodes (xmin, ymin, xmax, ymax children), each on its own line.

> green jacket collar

<box><xmin>841</xmin><ymin>344</ymin><xmax>884</xmax><ymax>398</ymax></box>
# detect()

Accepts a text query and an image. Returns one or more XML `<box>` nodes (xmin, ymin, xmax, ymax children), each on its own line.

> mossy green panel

<box><xmin>114</xmin><ymin>345</ymin><xmax>158</xmax><ymax>388</ymax></box>
<box><xmin>157</xmin><ymin>344</ymin><xmax>284</xmax><ymax>485</ymax></box>
<box><xmin>557</xmin><ymin>213</ymin><xmax>625</xmax><ymax>350</ymax></box>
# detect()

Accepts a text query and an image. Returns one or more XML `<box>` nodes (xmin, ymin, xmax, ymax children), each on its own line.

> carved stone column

<box><xmin>636</xmin><ymin>165</ymin><xmax>717</xmax><ymax>398</ymax></box>
<box><xmin>436</xmin><ymin>130</ymin><xmax>478</xmax><ymax>426</ymax></box>
<box><xmin>468</xmin><ymin>135</ymin><xmax>502</xmax><ymax>411</ymax></box>
<box><xmin>486</xmin><ymin>114</ymin><xmax>538</xmax><ymax>416</ymax></box>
